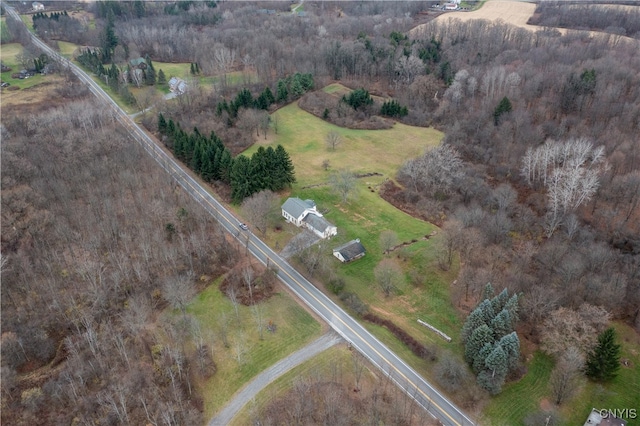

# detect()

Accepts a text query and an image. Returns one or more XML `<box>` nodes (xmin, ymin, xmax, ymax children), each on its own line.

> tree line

<box><xmin>158</xmin><ymin>114</ymin><xmax>295</xmax><ymax>203</ymax></box>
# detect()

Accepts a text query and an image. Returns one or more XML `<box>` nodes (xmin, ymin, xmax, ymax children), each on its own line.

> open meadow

<box><xmin>241</xmin><ymin>97</ymin><xmax>466</xmax><ymax>383</ymax></box>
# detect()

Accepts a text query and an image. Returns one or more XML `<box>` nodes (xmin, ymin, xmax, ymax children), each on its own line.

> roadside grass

<box><xmin>56</xmin><ymin>40</ymin><xmax>79</xmax><ymax>58</ymax></box>
<box><xmin>230</xmin><ymin>345</ymin><xmax>372</xmax><ymax>426</ymax></box>
<box><xmin>20</xmin><ymin>14</ymin><xmax>34</xmax><ymax>32</ymax></box>
<box><xmin>1</xmin><ymin>17</ymin><xmax>12</xmax><ymax>43</ymax></box>
<box><xmin>187</xmin><ymin>279</ymin><xmax>323</xmax><ymax>420</ymax></box>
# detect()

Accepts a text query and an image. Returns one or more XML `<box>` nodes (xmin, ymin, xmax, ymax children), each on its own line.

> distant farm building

<box><xmin>281</xmin><ymin>197</ymin><xmax>337</xmax><ymax>239</ymax></box>
<box><xmin>32</xmin><ymin>2</ymin><xmax>44</xmax><ymax>11</ymax></box>
<box><xmin>333</xmin><ymin>239</ymin><xmax>366</xmax><ymax>263</ymax></box>
<box><xmin>129</xmin><ymin>57</ymin><xmax>147</xmax><ymax>70</ymax></box>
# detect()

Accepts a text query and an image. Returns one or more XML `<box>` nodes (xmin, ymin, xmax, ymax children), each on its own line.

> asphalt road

<box><xmin>4</xmin><ymin>6</ymin><xmax>475</xmax><ymax>425</ymax></box>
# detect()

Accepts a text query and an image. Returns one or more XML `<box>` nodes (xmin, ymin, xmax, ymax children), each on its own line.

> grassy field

<box><xmin>187</xmin><ymin>279</ymin><xmax>323</xmax><ymax>420</ymax></box>
<box><xmin>246</xmin><ymin>102</ymin><xmax>443</xmax><ymax>186</ymax></box>
<box><xmin>241</xmin><ymin>100</ymin><xmax>464</xmax><ymax>376</ymax></box>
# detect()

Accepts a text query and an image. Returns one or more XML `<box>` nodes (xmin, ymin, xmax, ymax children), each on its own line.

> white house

<box><xmin>333</xmin><ymin>239</ymin><xmax>366</xmax><ymax>263</ymax></box>
<box><xmin>32</xmin><ymin>2</ymin><xmax>44</xmax><ymax>11</ymax></box>
<box><xmin>281</xmin><ymin>197</ymin><xmax>337</xmax><ymax>239</ymax></box>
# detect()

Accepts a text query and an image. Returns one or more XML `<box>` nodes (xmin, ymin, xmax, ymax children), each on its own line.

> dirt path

<box><xmin>208</xmin><ymin>332</ymin><xmax>342</xmax><ymax>426</ymax></box>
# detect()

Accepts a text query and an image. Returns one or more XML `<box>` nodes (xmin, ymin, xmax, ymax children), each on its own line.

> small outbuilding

<box><xmin>32</xmin><ymin>2</ymin><xmax>44</xmax><ymax>11</ymax></box>
<box><xmin>333</xmin><ymin>239</ymin><xmax>366</xmax><ymax>263</ymax></box>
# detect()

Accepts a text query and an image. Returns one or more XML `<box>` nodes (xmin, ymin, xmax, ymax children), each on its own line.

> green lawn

<box><xmin>187</xmin><ymin>280</ymin><xmax>322</xmax><ymax>420</ymax></box>
<box><xmin>241</xmin><ymin>101</ymin><xmax>463</xmax><ymax>380</ymax></box>
<box><xmin>482</xmin><ymin>352</ymin><xmax>554</xmax><ymax>425</ymax></box>
<box><xmin>482</xmin><ymin>322</ymin><xmax>640</xmax><ymax>425</ymax></box>
<box><xmin>247</xmin><ymin>102</ymin><xmax>442</xmax><ymax>186</ymax></box>
<box><xmin>56</xmin><ymin>40</ymin><xmax>79</xmax><ymax>58</ymax></box>
<box><xmin>0</xmin><ymin>42</ymin><xmax>47</xmax><ymax>89</ymax></box>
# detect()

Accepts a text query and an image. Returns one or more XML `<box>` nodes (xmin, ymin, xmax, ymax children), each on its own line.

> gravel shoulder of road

<box><xmin>208</xmin><ymin>332</ymin><xmax>342</xmax><ymax>426</ymax></box>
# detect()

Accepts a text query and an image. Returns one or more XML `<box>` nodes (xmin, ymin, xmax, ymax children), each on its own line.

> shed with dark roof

<box><xmin>333</xmin><ymin>239</ymin><xmax>366</xmax><ymax>263</ymax></box>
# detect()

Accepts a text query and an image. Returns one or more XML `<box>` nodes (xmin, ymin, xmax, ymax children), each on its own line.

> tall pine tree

<box><xmin>586</xmin><ymin>328</ymin><xmax>621</xmax><ymax>382</ymax></box>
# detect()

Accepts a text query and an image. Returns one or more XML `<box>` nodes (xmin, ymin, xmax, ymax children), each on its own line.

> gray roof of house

<box><xmin>333</xmin><ymin>239</ymin><xmax>366</xmax><ymax>261</ymax></box>
<box><xmin>282</xmin><ymin>197</ymin><xmax>315</xmax><ymax>219</ymax></box>
<box><xmin>302</xmin><ymin>213</ymin><xmax>334</xmax><ymax>233</ymax></box>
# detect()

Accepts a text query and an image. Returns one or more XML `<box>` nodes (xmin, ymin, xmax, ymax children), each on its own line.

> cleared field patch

<box><xmin>245</xmin><ymin>101</ymin><xmax>443</xmax><ymax>186</ymax></box>
<box><xmin>188</xmin><ymin>280</ymin><xmax>323</xmax><ymax>420</ymax></box>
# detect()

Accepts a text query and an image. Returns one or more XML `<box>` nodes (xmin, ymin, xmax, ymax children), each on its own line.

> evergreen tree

<box><xmin>493</xmin><ymin>96</ymin><xmax>512</xmax><ymax>125</ymax></box>
<box><xmin>491</xmin><ymin>288</ymin><xmax>510</xmax><ymax>313</ymax></box>
<box><xmin>289</xmin><ymin>74</ymin><xmax>305</xmax><ymax>98</ymax></box>
<box><xmin>157</xmin><ymin>68</ymin><xmax>167</xmax><ymax>85</ymax></box>
<box><xmin>504</xmin><ymin>294</ymin><xmax>520</xmax><ymax>327</ymax></box>
<box><xmin>498</xmin><ymin>331</ymin><xmax>520</xmax><ymax>371</ymax></box>
<box><xmin>465</xmin><ymin>324</ymin><xmax>494</xmax><ymax>366</ymax></box>
<box><xmin>276</xmin><ymin>79</ymin><xmax>288</xmax><ymax>103</ymax></box>
<box><xmin>158</xmin><ymin>113</ymin><xmax>167</xmax><ymax>134</ymax></box>
<box><xmin>273</xmin><ymin>144</ymin><xmax>295</xmax><ymax>189</ymax></box>
<box><xmin>101</xmin><ymin>9</ymin><xmax>118</xmax><ymax>63</ymax></box>
<box><xmin>484</xmin><ymin>345</ymin><xmax>508</xmax><ymax>381</ymax></box>
<box><xmin>481</xmin><ymin>283</ymin><xmax>495</xmax><ymax>301</ymax></box>
<box><xmin>586</xmin><ymin>328</ymin><xmax>621</xmax><ymax>382</ymax></box>
<box><xmin>218</xmin><ymin>149</ymin><xmax>233</xmax><ymax>184</ymax></box>
<box><xmin>145</xmin><ymin>55</ymin><xmax>156</xmax><ymax>85</ymax></box>
<box><xmin>490</xmin><ymin>309</ymin><xmax>512</xmax><ymax>340</ymax></box>
<box><xmin>230</xmin><ymin>155</ymin><xmax>253</xmax><ymax>203</ymax></box>
<box><xmin>473</xmin><ymin>342</ymin><xmax>494</xmax><ymax>374</ymax></box>
<box><xmin>190</xmin><ymin>62</ymin><xmax>195</xmax><ymax>75</ymax></box>
<box><xmin>342</xmin><ymin>88</ymin><xmax>374</xmax><ymax>110</ymax></box>
<box><xmin>478</xmin><ymin>299</ymin><xmax>496</xmax><ymax>325</ymax></box>
<box><xmin>461</xmin><ymin>307</ymin><xmax>487</xmax><ymax>344</ymax></box>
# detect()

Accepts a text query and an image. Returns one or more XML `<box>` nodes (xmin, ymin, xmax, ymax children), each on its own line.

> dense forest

<box><xmin>0</xmin><ymin>80</ymin><xmax>237</xmax><ymax>424</ymax></box>
<box><xmin>2</xmin><ymin>0</ymin><xmax>639</xmax><ymax>423</ymax></box>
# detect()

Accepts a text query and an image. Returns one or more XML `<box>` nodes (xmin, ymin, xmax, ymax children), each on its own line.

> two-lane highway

<box><xmin>3</xmin><ymin>6</ymin><xmax>475</xmax><ymax>425</ymax></box>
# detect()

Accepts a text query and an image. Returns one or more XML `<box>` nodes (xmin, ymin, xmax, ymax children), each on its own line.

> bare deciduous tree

<box><xmin>325</xmin><ymin>130</ymin><xmax>342</xmax><ymax>151</ymax></box>
<box><xmin>379</xmin><ymin>230</ymin><xmax>399</xmax><ymax>254</ymax></box>
<box><xmin>330</xmin><ymin>169</ymin><xmax>357</xmax><ymax>204</ymax></box>
<box><xmin>374</xmin><ymin>258</ymin><xmax>404</xmax><ymax>297</ymax></box>
<box><xmin>549</xmin><ymin>346</ymin><xmax>584</xmax><ymax>405</ymax></box>
<box><xmin>241</xmin><ymin>190</ymin><xmax>280</xmax><ymax>237</ymax></box>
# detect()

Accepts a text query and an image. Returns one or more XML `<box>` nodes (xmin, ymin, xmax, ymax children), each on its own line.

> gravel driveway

<box><xmin>208</xmin><ymin>332</ymin><xmax>342</xmax><ymax>425</ymax></box>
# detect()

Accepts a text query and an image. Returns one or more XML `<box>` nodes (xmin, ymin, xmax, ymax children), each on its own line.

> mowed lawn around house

<box><xmin>241</xmin><ymin>100</ymin><xmax>465</xmax><ymax>379</ymax></box>
<box><xmin>0</xmin><ymin>42</ymin><xmax>48</xmax><ymax>90</ymax></box>
<box><xmin>187</xmin><ymin>280</ymin><xmax>323</xmax><ymax>420</ymax></box>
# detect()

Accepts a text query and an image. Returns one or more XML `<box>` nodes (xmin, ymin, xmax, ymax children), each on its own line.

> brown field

<box><xmin>410</xmin><ymin>0</ymin><xmax>639</xmax><ymax>42</ymax></box>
